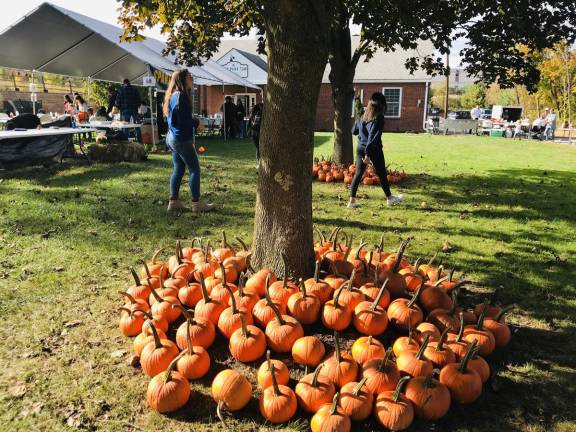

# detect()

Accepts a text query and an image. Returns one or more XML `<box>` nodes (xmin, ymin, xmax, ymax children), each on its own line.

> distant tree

<box><xmin>460</xmin><ymin>83</ymin><xmax>487</xmax><ymax>109</ymax></box>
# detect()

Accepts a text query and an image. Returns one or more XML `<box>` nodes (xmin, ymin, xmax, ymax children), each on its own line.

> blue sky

<box><xmin>1</xmin><ymin>1</ymin><xmax>465</xmax><ymax>66</ymax></box>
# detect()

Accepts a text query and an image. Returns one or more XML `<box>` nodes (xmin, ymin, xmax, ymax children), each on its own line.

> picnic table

<box><xmin>0</xmin><ymin>127</ymin><xmax>98</xmax><ymax>168</ymax></box>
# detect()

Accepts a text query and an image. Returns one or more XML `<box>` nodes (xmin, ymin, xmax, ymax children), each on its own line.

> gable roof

<box><xmin>214</xmin><ymin>37</ymin><xmax>434</xmax><ymax>83</ymax></box>
<box><xmin>233</xmin><ymin>49</ymin><xmax>268</xmax><ymax>72</ymax></box>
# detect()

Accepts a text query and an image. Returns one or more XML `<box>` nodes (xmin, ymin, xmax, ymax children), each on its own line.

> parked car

<box><xmin>479</xmin><ymin>108</ymin><xmax>492</xmax><ymax>119</ymax></box>
<box><xmin>447</xmin><ymin>110</ymin><xmax>472</xmax><ymax>120</ymax></box>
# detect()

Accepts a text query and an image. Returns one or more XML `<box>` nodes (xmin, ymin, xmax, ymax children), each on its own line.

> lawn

<box><xmin>1</xmin><ymin>132</ymin><xmax>575</xmax><ymax>431</ymax></box>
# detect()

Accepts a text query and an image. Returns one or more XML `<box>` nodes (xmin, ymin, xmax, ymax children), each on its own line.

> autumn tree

<box><xmin>118</xmin><ymin>0</ymin><xmax>332</xmax><ymax>276</ymax></box>
<box><xmin>327</xmin><ymin>1</ymin><xmax>576</xmax><ymax>165</ymax></box>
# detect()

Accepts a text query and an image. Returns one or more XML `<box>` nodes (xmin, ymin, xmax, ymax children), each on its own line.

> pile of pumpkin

<box><xmin>118</xmin><ymin>229</ymin><xmax>513</xmax><ymax>431</ymax></box>
<box><xmin>313</xmin><ymin>158</ymin><xmax>407</xmax><ymax>185</ymax></box>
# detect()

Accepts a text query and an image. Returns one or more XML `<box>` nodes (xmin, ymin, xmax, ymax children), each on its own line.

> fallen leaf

<box><xmin>442</xmin><ymin>241</ymin><xmax>452</xmax><ymax>251</ymax></box>
<box><xmin>8</xmin><ymin>384</ymin><xmax>27</xmax><ymax>398</ymax></box>
<box><xmin>63</xmin><ymin>320</ymin><xmax>82</xmax><ymax>328</ymax></box>
<box><xmin>110</xmin><ymin>349</ymin><xmax>127</xmax><ymax>359</ymax></box>
<box><xmin>54</xmin><ymin>266</ymin><xmax>65</xmax><ymax>272</ymax></box>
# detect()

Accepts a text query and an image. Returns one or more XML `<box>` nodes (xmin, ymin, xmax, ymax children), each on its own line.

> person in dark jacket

<box><xmin>348</xmin><ymin>92</ymin><xmax>403</xmax><ymax>208</ymax></box>
<box><xmin>164</xmin><ymin>69</ymin><xmax>214</xmax><ymax>213</ymax></box>
<box><xmin>250</xmin><ymin>102</ymin><xmax>263</xmax><ymax>164</ymax></box>
<box><xmin>106</xmin><ymin>87</ymin><xmax>118</xmax><ymax>119</ymax></box>
<box><xmin>115</xmin><ymin>79</ymin><xmax>142</xmax><ymax>142</ymax></box>
<box><xmin>6</xmin><ymin>113</ymin><xmax>41</xmax><ymax>130</ymax></box>
<box><xmin>236</xmin><ymin>100</ymin><xmax>246</xmax><ymax>138</ymax></box>
<box><xmin>221</xmin><ymin>96</ymin><xmax>237</xmax><ymax>139</ymax></box>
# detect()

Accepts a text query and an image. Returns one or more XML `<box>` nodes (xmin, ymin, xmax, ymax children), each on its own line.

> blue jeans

<box><xmin>166</xmin><ymin>132</ymin><xmax>200</xmax><ymax>201</ymax></box>
<box><xmin>545</xmin><ymin>125</ymin><xmax>555</xmax><ymax>141</ymax></box>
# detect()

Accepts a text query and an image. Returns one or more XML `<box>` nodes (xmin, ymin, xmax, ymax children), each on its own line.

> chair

<box><xmin>425</xmin><ymin>118</ymin><xmax>439</xmax><ymax>134</ymax></box>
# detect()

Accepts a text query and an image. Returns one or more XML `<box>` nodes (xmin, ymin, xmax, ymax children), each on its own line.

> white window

<box><xmin>382</xmin><ymin>87</ymin><xmax>402</xmax><ymax>118</ymax></box>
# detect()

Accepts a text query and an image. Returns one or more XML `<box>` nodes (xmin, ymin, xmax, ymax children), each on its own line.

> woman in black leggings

<box><xmin>348</xmin><ymin>92</ymin><xmax>403</xmax><ymax>208</ymax></box>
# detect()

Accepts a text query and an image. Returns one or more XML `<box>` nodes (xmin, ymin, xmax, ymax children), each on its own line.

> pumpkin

<box><xmin>439</xmin><ymin>340</ymin><xmax>483</xmax><ymax>403</ymax></box>
<box><xmin>214</xmin><ymin>261</ymin><xmax>238</xmax><ymax>286</ymax></box>
<box><xmin>245</xmin><ymin>254</ymin><xmax>276</xmax><ymax>296</ymax></box>
<box><xmin>287</xmin><ymin>279</ymin><xmax>321</xmax><ymax>324</ymax></box>
<box><xmin>351</xmin><ymin>336</ymin><xmax>385</xmax><ymax>365</ymax></box>
<box><xmin>118</xmin><ymin>307</ymin><xmax>145</xmax><ymax>336</ymax></box>
<box><xmin>482</xmin><ymin>305</ymin><xmax>514</xmax><ymax>347</ymax></box>
<box><xmin>147</xmin><ymin>352</ymin><xmax>190</xmax><ymax>413</ymax></box>
<box><xmin>333</xmin><ymin>274</ymin><xmax>365</xmax><ymax>311</ymax></box>
<box><xmin>324</xmin><ymin>266</ymin><xmax>348</xmax><ymax>291</ymax></box>
<box><xmin>268</xmin><ymin>254</ymin><xmax>299</xmax><ymax>306</ymax></box>
<box><xmin>230</xmin><ymin>274</ymin><xmax>260</xmax><ymax>312</ymax></box>
<box><xmin>361</xmin><ymin>348</ymin><xmax>401</xmax><ymax>394</ymax></box>
<box><xmin>217</xmin><ymin>284</ymin><xmax>253</xmax><ymax>339</ymax></box>
<box><xmin>172</xmin><ymin>307</ymin><xmax>214</xmax><ymax>351</ymax></box>
<box><xmin>427</xmin><ymin>289</ymin><xmax>460</xmax><ymax>332</ymax></box>
<box><xmin>387</xmin><ymin>283</ymin><xmax>424</xmax><ymax>331</ymax></box>
<box><xmin>177</xmin><ymin>274</ymin><xmax>203</xmax><ymax>307</ymax></box>
<box><xmin>319</xmin><ymin>331</ymin><xmax>359</xmax><ymax>388</ymax></box>
<box><xmin>463</xmin><ymin>304</ymin><xmax>496</xmax><ymax>356</ymax></box>
<box><xmin>305</xmin><ymin>261</ymin><xmax>333</xmax><ymax>303</ymax></box>
<box><xmin>176</xmin><ymin>344</ymin><xmax>210</xmax><ymax>380</ymax></box>
<box><xmin>358</xmin><ymin>265</ymin><xmax>391</xmax><ymax>308</ymax></box>
<box><xmin>212</xmin><ymin>369</ymin><xmax>252</xmax><ymax>421</ymax></box>
<box><xmin>322</xmin><ymin>228</ymin><xmax>346</xmax><ymax>266</ymax></box>
<box><xmin>229</xmin><ymin>313</ymin><xmax>267</xmax><ymax>362</ymax></box>
<box><xmin>292</xmin><ymin>335</ymin><xmax>325</xmax><ymax>368</ymax></box>
<box><xmin>419</xmin><ymin>279</ymin><xmax>453</xmax><ymax>313</ymax></box>
<box><xmin>424</xmin><ymin>327</ymin><xmax>456</xmax><ymax>368</ymax></box>
<box><xmin>322</xmin><ymin>283</ymin><xmax>352</xmax><ymax>331</ymax></box>
<box><xmin>193</xmin><ymin>273</ymin><xmax>225</xmax><ymax>326</ymax></box>
<box><xmin>126</xmin><ymin>267</ymin><xmax>151</xmax><ymax>302</ymax></box>
<box><xmin>133</xmin><ymin>309</ymin><xmax>169</xmax><ymax>334</ymax></box>
<box><xmin>149</xmin><ymin>286</ymin><xmax>181</xmax><ymax>323</ymax></box>
<box><xmin>212</xmin><ymin>231</ymin><xmax>235</xmax><ymax>263</ymax></box>
<box><xmin>209</xmin><ymin>265</ymin><xmax>236</xmax><ymax>304</ymax></box>
<box><xmin>295</xmin><ymin>364</ymin><xmax>336</xmax><ymax>413</ymax></box>
<box><xmin>134</xmin><ymin>326</ymin><xmax>167</xmax><ymax>357</ymax></box>
<box><xmin>148</xmin><ymin>272</ymin><xmax>178</xmax><ymax>304</ymax></box>
<box><xmin>353</xmin><ymin>279</ymin><xmax>390</xmax><ymax>335</ymax></box>
<box><xmin>405</xmin><ymin>370</ymin><xmax>451</xmax><ymax>420</ymax></box>
<box><xmin>310</xmin><ymin>393</ymin><xmax>351</xmax><ymax>432</ymax></box>
<box><xmin>257</xmin><ymin>350</ymin><xmax>290</xmax><ymax>389</ymax></box>
<box><xmin>378</xmin><ymin>238</ymin><xmax>410</xmax><ymax>298</ymax></box>
<box><xmin>140</xmin><ymin>249</ymin><xmax>169</xmax><ymax>280</ymax></box>
<box><xmin>253</xmin><ymin>275</ymin><xmax>287</xmax><ymax>328</ymax></box>
<box><xmin>265</xmin><ymin>296</ymin><xmax>304</xmax><ymax>353</ymax></box>
<box><xmin>374</xmin><ymin>376</ymin><xmax>414</xmax><ymax>431</ymax></box>
<box><xmin>396</xmin><ymin>334</ymin><xmax>434</xmax><ymax>378</ymax></box>
<box><xmin>392</xmin><ymin>327</ymin><xmax>420</xmax><ymax>357</ymax></box>
<box><xmin>259</xmin><ymin>363</ymin><xmax>298</xmax><ymax>424</ymax></box>
<box><xmin>445</xmin><ymin>313</ymin><xmax>470</xmax><ymax>360</ymax></box>
<box><xmin>179</xmin><ymin>237</ymin><xmax>203</xmax><ymax>261</ymax></box>
<box><xmin>337</xmin><ymin>376</ymin><xmax>373</xmax><ymax>421</ymax></box>
<box><xmin>140</xmin><ymin>320</ymin><xmax>180</xmax><ymax>377</ymax></box>
<box><xmin>414</xmin><ymin>322</ymin><xmax>441</xmax><ymax>344</ymax></box>
<box><xmin>401</xmin><ymin>259</ymin><xmax>424</xmax><ymax>293</ymax></box>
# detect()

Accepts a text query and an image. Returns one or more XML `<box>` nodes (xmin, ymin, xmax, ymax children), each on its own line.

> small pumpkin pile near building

<box><xmin>118</xmin><ymin>229</ymin><xmax>513</xmax><ymax>431</ymax></box>
<box><xmin>313</xmin><ymin>157</ymin><xmax>407</xmax><ymax>185</ymax></box>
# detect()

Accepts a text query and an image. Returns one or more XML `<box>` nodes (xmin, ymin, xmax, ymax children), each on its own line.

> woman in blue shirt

<box><xmin>164</xmin><ymin>69</ymin><xmax>213</xmax><ymax>212</ymax></box>
<box><xmin>348</xmin><ymin>92</ymin><xmax>403</xmax><ymax>208</ymax></box>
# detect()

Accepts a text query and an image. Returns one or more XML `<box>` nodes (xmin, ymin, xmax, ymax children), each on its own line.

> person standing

<box><xmin>544</xmin><ymin>108</ymin><xmax>557</xmax><ymax>141</ymax></box>
<box><xmin>348</xmin><ymin>92</ymin><xmax>403</xmax><ymax>208</ymax></box>
<box><xmin>236</xmin><ymin>100</ymin><xmax>246</xmax><ymax>138</ymax></box>
<box><xmin>116</xmin><ymin>78</ymin><xmax>142</xmax><ymax>142</ymax></box>
<box><xmin>63</xmin><ymin>95</ymin><xmax>74</xmax><ymax>114</ymax></box>
<box><xmin>164</xmin><ymin>69</ymin><xmax>214</xmax><ymax>213</ymax></box>
<box><xmin>106</xmin><ymin>87</ymin><xmax>118</xmax><ymax>119</ymax></box>
<box><xmin>221</xmin><ymin>96</ymin><xmax>237</xmax><ymax>139</ymax></box>
<box><xmin>470</xmin><ymin>105</ymin><xmax>481</xmax><ymax>120</ymax></box>
<box><xmin>250</xmin><ymin>102</ymin><xmax>263</xmax><ymax>165</ymax></box>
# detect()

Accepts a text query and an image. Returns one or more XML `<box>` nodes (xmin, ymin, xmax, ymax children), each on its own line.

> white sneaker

<box><xmin>347</xmin><ymin>201</ymin><xmax>361</xmax><ymax>209</ymax></box>
<box><xmin>387</xmin><ymin>194</ymin><xmax>404</xmax><ymax>206</ymax></box>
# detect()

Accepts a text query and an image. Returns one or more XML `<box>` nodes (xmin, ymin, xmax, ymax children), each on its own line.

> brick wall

<box><xmin>315</xmin><ymin>82</ymin><xmax>427</xmax><ymax>132</ymax></box>
<box><xmin>201</xmin><ymin>85</ymin><xmax>263</xmax><ymax>115</ymax></box>
<box><xmin>0</xmin><ymin>90</ymin><xmax>72</xmax><ymax>114</ymax></box>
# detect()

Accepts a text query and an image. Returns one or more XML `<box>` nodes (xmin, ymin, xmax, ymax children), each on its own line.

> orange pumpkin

<box><xmin>337</xmin><ymin>376</ymin><xmax>373</xmax><ymax>421</ymax></box>
<box><xmin>147</xmin><ymin>352</ymin><xmax>190</xmax><ymax>413</ymax></box>
<box><xmin>322</xmin><ymin>284</ymin><xmax>352</xmax><ymax>331</ymax></box>
<box><xmin>353</xmin><ymin>279</ymin><xmax>390</xmax><ymax>335</ymax></box>
<box><xmin>229</xmin><ymin>313</ymin><xmax>267</xmax><ymax>362</ymax></box>
<box><xmin>439</xmin><ymin>341</ymin><xmax>483</xmax><ymax>403</ymax></box>
<box><xmin>212</xmin><ymin>369</ymin><xmax>252</xmax><ymax>416</ymax></box>
<box><xmin>264</xmin><ymin>299</ymin><xmax>304</xmax><ymax>353</ymax></box>
<box><xmin>257</xmin><ymin>350</ymin><xmax>290</xmax><ymax>389</ymax></box>
<box><xmin>295</xmin><ymin>364</ymin><xmax>336</xmax><ymax>413</ymax></box>
<box><xmin>292</xmin><ymin>336</ymin><xmax>325</xmax><ymax>368</ymax></box>
<box><xmin>396</xmin><ymin>334</ymin><xmax>434</xmax><ymax>378</ymax></box>
<box><xmin>140</xmin><ymin>320</ymin><xmax>180</xmax><ymax>377</ymax></box>
<box><xmin>319</xmin><ymin>331</ymin><xmax>359</xmax><ymax>388</ymax></box>
<box><xmin>351</xmin><ymin>335</ymin><xmax>385</xmax><ymax>365</ymax></box>
<box><xmin>374</xmin><ymin>376</ymin><xmax>414</xmax><ymax>431</ymax></box>
<box><xmin>310</xmin><ymin>393</ymin><xmax>351</xmax><ymax>432</ymax></box>
<box><xmin>259</xmin><ymin>363</ymin><xmax>297</xmax><ymax>424</ymax></box>
<box><xmin>405</xmin><ymin>371</ymin><xmax>451</xmax><ymax>420</ymax></box>
<box><xmin>287</xmin><ymin>279</ymin><xmax>321</xmax><ymax>324</ymax></box>
<box><xmin>361</xmin><ymin>348</ymin><xmax>401</xmax><ymax>394</ymax></box>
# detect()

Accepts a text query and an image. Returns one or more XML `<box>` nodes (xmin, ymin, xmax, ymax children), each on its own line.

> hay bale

<box><xmin>87</xmin><ymin>141</ymin><xmax>147</xmax><ymax>163</ymax></box>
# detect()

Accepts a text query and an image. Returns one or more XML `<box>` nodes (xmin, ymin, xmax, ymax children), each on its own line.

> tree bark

<box><xmin>251</xmin><ymin>0</ymin><xmax>331</xmax><ymax>277</ymax></box>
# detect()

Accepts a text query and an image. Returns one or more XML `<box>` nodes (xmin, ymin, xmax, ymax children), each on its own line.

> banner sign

<box><xmin>222</xmin><ymin>56</ymin><xmax>249</xmax><ymax>78</ymax></box>
<box><xmin>148</xmin><ymin>65</ymin><xmax>172</xmax><ymax>90</ymax></box>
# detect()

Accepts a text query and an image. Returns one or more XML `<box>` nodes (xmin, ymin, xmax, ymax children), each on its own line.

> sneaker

<box><xmin>387</xmin><ymin>194</ymin><xmax>404</xmax><ymax>206</ymax></box>
<box><xmin>347</xmin><ymin>201</ymin><xmax>361</xmax><ymax>209</ymax></box>
<box><xmin>167</xmin><ymin>199</ymin><xmax>187</xmax><ymax>212</ymax></box>
<box><xmin>191</xmin><ymin>200</ymin><xmax>215</xmax><ymax>213</ymax></box>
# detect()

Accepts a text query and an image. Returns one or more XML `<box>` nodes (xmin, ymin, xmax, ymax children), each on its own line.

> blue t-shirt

<box><xmin>352</xmin><ymin>114</ymin><xmax>384</xmax><ymax>154</ymax></box>
<box><xmin>167</xmin><ymin>91</ymin><xmax>195</xmax><ymax>141</ymax></box>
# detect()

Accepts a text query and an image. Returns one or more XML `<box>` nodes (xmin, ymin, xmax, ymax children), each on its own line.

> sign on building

<box><xmin>222</xmin><ymin>57</ymin><xmax>249</xmax><ymax>78</ymax></box>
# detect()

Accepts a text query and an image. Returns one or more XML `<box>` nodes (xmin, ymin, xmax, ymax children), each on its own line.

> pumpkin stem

<box><xmin>172</xmin><ymin>304</ymin><xmax>193</xmax><ymax>322</ymax></box>
<box><xmin>216</xmin><ymin>401</ymin><xmax>227</xmax><ymax>426</ymax></box>
<box><xmin>158</xmin><ymin>267</ymin><xmax>166</xmax><ymax>289</ymax></box>
<box><xmin>151</xmin><ymin>248</ymin><xmax>164</xmax><ymax>264</ymax></box>
<box><xmin>266</xmin><ymin>349</ymin><xmax>272</xmax><ymax>372</ymax></box>
<box><xmin>407</xmin><ymin>281</ymin><xmax>423</xmax><ymax>308</ymax></box>
<box><xmin>218</xmin><ymin>262</ymin><xmax>230</xmax><ymax>289</ymax></box>
<box><xmin>392</xmin><ymin>238</ymin><xmax>410</xmax><ymax>274</ymax></box>
<box><xmin>423</xmin><ymin>369</ymin><xmax>440</xmax><ymax>388</ymax></box>
<box><xmin>458</xmin><ymin>340</ymin><xmax>477</xmax><ymax>373</ymax></box>
<box><xmin>311</xmin><ymin>363</ymin><xmax>323</xmax><ymax>388</ymax></box>
<box><xmin>145</xmin><ymin>320</ymin><xmax>163</xmax><ymax>349</ymax></box>
<box><xmin>494</xmin><ymin>305</ymin><xmax>514</xmax><ymax>322</ymax></box>
<box><xmin>149</xmin><ymin>284</ymin><xmax>164</xmax><ymax>304</ymax></box>
<box><xmin>415</xmin><ymin>334</ymin><xmax>430</xmax><ymax>360</ymax></box>
<box><xmin>332</xmin><ymin>227</ymin><xmax>340</xmax><ymax>251</ymax></box>
<box><xmin>139</xmin><ymin>259</ymin><xmax>152</xmax><ymax>279</ymax></box>
<box><xmin>378</xmin><ymin>233</ymin><xmax>385</xmax><ymax>252</ymax></box>
<box><xmin>221</xmin><ymin>230</ymin><xmax>228</xmax><ymax>249</ymax></box>
<box><xmin>370</xmin><ymin>278</ymin><xmax>389</xmax><ymax>311</ymax></box>
<box><xmin>435</xmin><ymin>265</ymin><xmax>444</xmax><ymax>283</ymax></box>
<box><xmin>427</xmin><ymin>252</ymin><xmax>438</xmax><ymax>266</ymax></box>
<box><xmin>392</xmin><ymin>376</ymin><xmax>411</xmax><ymax>402</ymax></box>
<box><xmin>299</xmin><ymin>278</ymin><xmax>307</xmax><ymax>299</ymax></box>
<box><xmin>265</xmin><ymin>274</ymin><xmax>285</xmax><ymax>325</ymax></box>
<box><xmin>314</xmin><ymin>226</ymin><xmax>326</xmax><ymax>245</ymax></box>
<box><xmin>314</xmin><ymin>260</ymin><xmax>321</xmax><ymax>283</ymax></box>
<box><xmin>198</xmin><ymin>273</ymin><xmax>211</xmax><ymax>304</ymax></box>
<box><xmin>281</xmin><ymin>253</ymin><xmax>290</xmax><ymax>288</ymax></box>
<box><xmin>245</xmin><ymin>253</ymin><xmax>255</xmax><ymax>274</ymax></box>
<box><xmin>476</xmin><ymin>302</ymin><xmax>489</xmax><ymax>330</ymax></box>
<box><xmin>163</xmin><ymin>350</ymin><xmax>185</xmax><ymax>384</ymax></box>
<box><xmin>448</xmin><ymin>267</ymin><xmax>455</xmax><ymax>282</ymax></box>
<box><xmin>352</xmin><ymin>376</ymin><xmax>368</xmax><ymax>396</ymax></box>
<box><xmin>237</xmin><ymin>273</ymin><xmax>246</xmax><ymax>297</ymax></box>
<box><xmin>433</xmin><ymin>275</ymin><xmax>449</xmax><ymax>288</ymax></box>
<box><xmin>328</xmin><ymin>226</ymin><xmax>339</xmax><ymax>243</ymax></box>
<box><xmin>130</xmin><ymin>267</ymin><xmax>141</xmax><ymax>286</ymax></box>
<box><xmin>412</xmin><ymin>258</ymin><xmax>423</xmax><ymax>273</ymax></box>
<box><xmin>364</xmin><ymin>251</ymin><xmax>373</xmax><ymax>277</ymax></box>
<box><xmin>118</xmin><ymin>291</ymin><xmax>137</xmax><ymax>304</ymax></box>
<box><xmin>456</xmin><ymin>312</ymin><xmax>465</xmax><ymax>342</ymax></box>
<box><xmin>373</xmin><ymin>263</ymin><xmax>379</xmax><ymax>285</ymax></box>
<box><xmin>449</xmin><ymin>289</ymin><xmax>459</xmax><ymax>315</ymax></box>
<box><xmin>234</xmin><ymin>236</ymin><xmax>249</xmax><ymax>252</ymax></box>
<box><xmin>270</xmin><ymin>363</ymin><xmax>282</xmax><ymax>397</ymax></box>
<box><xmin>225</xmin><ymin>283</ymin><xmax>238</xmax><ymax>314</ymax></box>
<box><xmin>343</xmin><ymin>234</ymin><xmax>353</xmax><ymax>261</ymax></box>
<box><xmin>133</xmin><ymin>308</ymin><xmax>153</xmax><ymax>320</ymax></box>
<box><xmin>354</xmin><ymin>241</ymin><xmax>367</xmax><ymax>260</ymax></box>
<box><xmin>436</xmin><ymin>326</ymin><xmax>451</xmax><ymax>351</ymax></box>
<box><xmin>118</xmin><ymin>306</ymin><xmax>132</xmax><ymax>316</ymax></box>
<box><xmin>329</xmin><ymin>392</ymin><xmax>340</xmax><ymax>416</ymax></box>
<box><xmin>378</xmin><ymin>347</ymin><xmax>394</xmax><ymax>372</ymax></box>
<box><xmin>239</xmin><ymin>312</ymin><xmax>250</xmax><ymax>338</ymax></box>
<box><xmin>176</xmin><ymin>240</ymin><xmax>183</xmax><ymax>264</ymax></box>
<box><xmin>333</xmin><ymin>283</ymin><xmax>344</xmax><ymax>308</ymax></box>
<box><xmin>334</xmin><ymin>331</ymin><xmax>342</xmax><ymax>363</ymax></box>
<box><xmin>347</xmin><ymin>269</ymin><xmax>356</xmax><ymax>290</ymax></box>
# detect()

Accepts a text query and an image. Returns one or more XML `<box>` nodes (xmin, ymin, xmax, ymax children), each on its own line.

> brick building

<box><xmin>212</xmin><ymin>38</ymin><xmax>433</xmax><ymax>132</ymax></box>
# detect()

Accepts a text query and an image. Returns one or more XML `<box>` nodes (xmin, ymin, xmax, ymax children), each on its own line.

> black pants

<box><xmin>252</xmin><ymin>128</ymin><xmax>260</xmax><ymax>160</ymax></box>
<box><xmin>350</xmin><ymin>146</ymin><xmax>391</xmax><ymax>198</ymax></box>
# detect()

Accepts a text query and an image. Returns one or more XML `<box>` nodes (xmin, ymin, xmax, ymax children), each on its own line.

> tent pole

<box><xmin>87</xmin><ymin>77</ymin><xmax>91</xmax><ymax>106</ymax></box>
<box><xmin>222</xmin><ymin>83</ymin><xmax>226</xmax><ymax>140</ymax></box>
<box><xmin>31</xmin><ymin>71</ymin><xmax>36</xmax><ymax>115</ymax></box>
<box><xmin>149</xmin><ymin>86</ymin><xmax>156</xmax><ymax>147</ymax></box>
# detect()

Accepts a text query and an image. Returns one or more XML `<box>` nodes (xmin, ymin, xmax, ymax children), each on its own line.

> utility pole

<box><xmin>444</xmin><ymin>51</ymin><xmax>450</xmax><ymax>118</ymax></box>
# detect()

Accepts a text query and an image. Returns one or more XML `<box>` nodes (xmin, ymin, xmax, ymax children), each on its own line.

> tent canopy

<box><xmin>0</xmin><ymin>2</ymin><xmax>260</xmax><ymax>90</ymax></box>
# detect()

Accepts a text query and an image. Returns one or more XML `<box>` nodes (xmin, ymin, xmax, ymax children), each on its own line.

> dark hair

<box><xmin>74</xmin><ymin>95</ymin><xmax>86</xmax><ymax>105</ymax></box>
<box><xmin>163</xmin><ymin>69</ymin><xmax>192</xmax><ymax>117</ymax></box>
<box><xmin>64</xmin><ymin>95</ymin><xmax>73</xmax><ymax>103</ymax></box>
<box><xmin>123</xmin><ymin>79</ymin><xmax>130</xmax><ymax>85</ymax></box>
<box><xmin>96</xmin><ymin>107</ymin><xmax>107</xmax><ymax>117</ymax></box>
<box><xmin>362</xmin><ymin>92</ymin><xmax>387</xmax><ymax>123</ymax></box>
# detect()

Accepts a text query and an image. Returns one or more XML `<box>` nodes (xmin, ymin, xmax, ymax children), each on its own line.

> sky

<box><xmin>0</xmin><ymin>1</ymin><xmax>465</xmax><ymax>65</ymax></box>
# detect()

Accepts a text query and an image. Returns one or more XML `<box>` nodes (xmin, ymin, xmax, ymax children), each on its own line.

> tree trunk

<box><xmin>251</xmin><ymin>0</ymin><xmax>330</xmax><ymax>276</ymax></box>
<box><xmin>329</xmin><ymin>20</ymin><xmax>355</xmax><ymax>166</ymax></box>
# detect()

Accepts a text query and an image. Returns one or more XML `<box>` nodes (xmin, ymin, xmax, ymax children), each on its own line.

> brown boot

<box><xmin>191</xmin><ymin>200</ymin><xmax>215</xmax><ymax>213</ymax></box>
<box><xmin>167</xmin><ymin>199</ymin><xmax>187</xmax><ymax>212</ymax></box>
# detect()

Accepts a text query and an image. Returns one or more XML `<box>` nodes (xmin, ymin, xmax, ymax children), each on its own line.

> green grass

<box><xmin>0</xmin><ymin>132</ymin><xmax>575</xmax><ymax>431</ymax></box>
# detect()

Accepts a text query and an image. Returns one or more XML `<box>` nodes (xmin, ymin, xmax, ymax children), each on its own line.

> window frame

<box><xmin>351</xmin><ymin>88</ymin><xmax>364</xmax><ymax>118</ymax></box>
<box><xmin>381</xmin><ymin>87</ymin><xmax>403</xmax><ymax>118</ymax></box>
